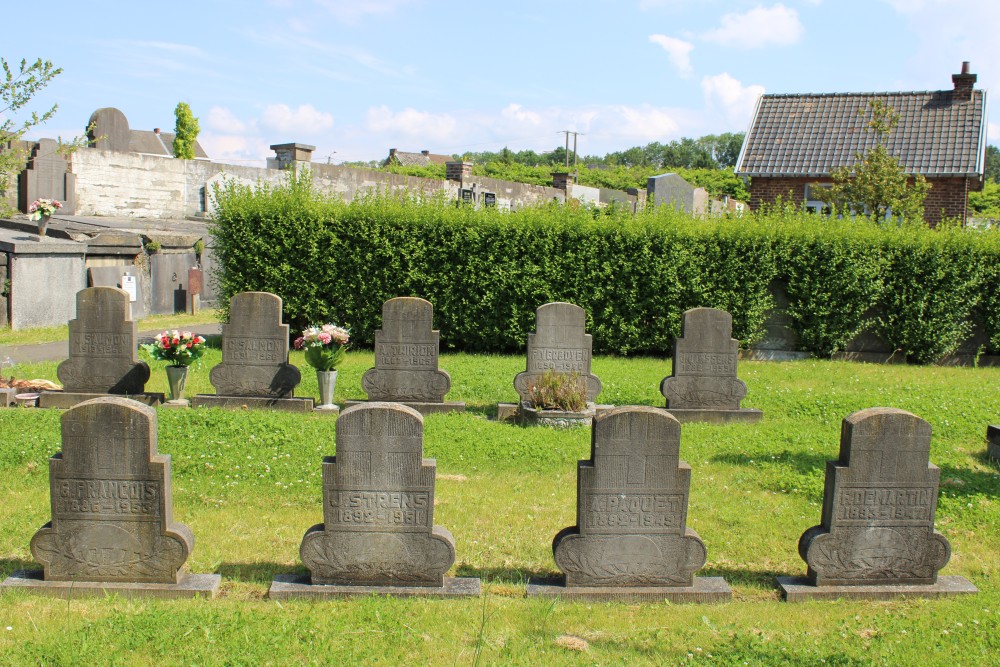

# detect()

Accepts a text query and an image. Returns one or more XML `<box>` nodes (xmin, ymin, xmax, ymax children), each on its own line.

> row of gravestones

<box><xmin>1</xmin><ymin>397</ymin><xmax>977</xmax><ymax>602</ymax></box>
<box><xmin>23</xmin><ymin>287</ymin><xmax>761</xmax><ymax>425</ymax></box>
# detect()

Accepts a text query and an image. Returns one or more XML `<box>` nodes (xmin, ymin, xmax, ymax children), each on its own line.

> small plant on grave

<box><xmin>27</xmin><ymin>198</ymin><xmax>62</xmax><ymax>220</ymax></box>
<box><xmin>145</xmin><ymin>240</ymin><xmax>162</xmax><ymax>253</ymax></box>
<box><xmin>294</xmin><ymin>323</ymin><xmax>351</xmax><ymax>371</ymax></box>
<box><xmin>143</xmin><ymin>330</ymin><xmax>208</xmax><ymax>367</ymax></box>
<box><xmin>526</xmin><ymin>370</ymin><xmax>588</xmax><ymax>412</ymax></box>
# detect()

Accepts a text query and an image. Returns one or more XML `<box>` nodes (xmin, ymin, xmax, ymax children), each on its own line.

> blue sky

<box><xmin>5</xmin><ymin>1</ymin><xmax>999</xmax><ymax>166</ymax></box>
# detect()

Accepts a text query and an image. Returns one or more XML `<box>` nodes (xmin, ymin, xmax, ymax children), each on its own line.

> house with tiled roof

<box><xmin>735</xmin><ymin>63</ymin><xmax>988</xmax><ymax>225</ymax></box>
<box><xmin>382</xmin><ymin>148</ymin><xmax>453</xmax><ymax>168</ymax></box>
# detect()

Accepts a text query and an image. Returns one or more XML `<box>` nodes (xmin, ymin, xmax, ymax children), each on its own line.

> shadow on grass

<box><xmin>218</xmin><ymin>561</ymin><xmax>303</xmax><ymax>584</ymax></box>
<box><xmin>710</xmin><ymin>450</ymin><xmax>830</xmax><ymax>475</ymax></box>
<box><xmin>700</xmin><ymin>564</ymin><xmax>788</xmax><ymax>591</ymax></box>
<box><xmin>455</xmin><ymin>564</ymin><xmax>550</xmax><ymax>585</ymax></box>
<box><xmin>0</xmin><ymin>558</ymin><xmax>38</xmax><ymax>579</ymax></box>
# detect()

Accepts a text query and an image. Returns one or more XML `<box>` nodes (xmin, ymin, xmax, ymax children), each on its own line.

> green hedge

<box><xmin>210</xmin><ymin>174</ymin><xmax>1000</xmax><ymax>362</ymax></box>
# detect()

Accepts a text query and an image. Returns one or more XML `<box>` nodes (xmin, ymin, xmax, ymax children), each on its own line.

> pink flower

<box><xmin>293</xmin><ymin>336</ymin><xmax>304</xmax><ymax>350</ymax></box>
<box><xmin>318</xmin><ymin>332</ymin><xmax>332</xmax><ymax>345</ymax></box>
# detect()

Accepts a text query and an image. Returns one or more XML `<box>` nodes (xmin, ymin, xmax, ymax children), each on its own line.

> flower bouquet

<box><xmin>143</xmin><ymin>330</ymin><xmax>208</xmax><ymax>367</ymax></box>
<box><xmin>294</xmin><ymin>324</ymin><xmax>350</xmax><ymax>371</ymax></box>
<box><xmin>28</xmin><ymin>198</ymin><xmax>63</xmax><ymax>220</ymax></box>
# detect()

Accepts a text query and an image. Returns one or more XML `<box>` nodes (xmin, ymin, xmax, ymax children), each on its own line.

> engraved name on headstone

<box><xmin>209</xmin><ymin>292</ymin><xmax>300</xmax><ymax>397</ymax></box>
<box><xmin>56</xmin><ymin>287</ymin><xmax>150</xmax><ymax>394</ymax></box>
<box><xmin>798</xmin><ymin>408</ymin><xmax>952</xmax><ymax>587</ymax></box>
<box><xmin>361</xmin><ymin>298</ymin><xmax>451</xmax><ymax>403</ymax></box>
<box><xmin>300</xmin><ymin>403</ymin><xmax>456</xmax><ymax>586</ymax></box>
<box><xmin>553</xmin><ymin>407</ymin><xmax>707</xmax><ymax>587</ymax></box>
<box><xmin>513</xmin><ymin>302</ymin><xmax>602</xmax><ymax>404</ymax></box>
<box><xmin>30</xmin><ymin>397</ymin><xmax>194</xmax><ymax>583</ymax></box>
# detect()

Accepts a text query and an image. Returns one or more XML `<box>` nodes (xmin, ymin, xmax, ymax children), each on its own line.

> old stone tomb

<box><xmin>192</xmin><ymin>291</ymin><xmax>310</xmax><ymax>412</ymax></box>
<box><xmin>778</xmin><ymin>408</ymin><xmax>977</xmax><ymax>601</ymax></box>
<box><xmin>660</xmin><ymin>307</ymin><xmax>762</xmax><ymax>423</ymax></box>
<box><xmin>988</xmin><ymin>425</ymin><xmax>1000</xmax><ymax>461</ymax></box>
<box><xmin>39</xmin><ymin>287</ymin><xmax>163</xmax><ymax>409</ymax></box>
<box><xmin>270</xmin><ymin>402</ymin><xmax>480</xmax><ymax>598</ymax></box>
<box><xmin>345</xmin><ymin>297</ymin><xmax>464</xmax><ymax>414</ymax></box>
<box><xmin>499</xmin><ymin>302</ymin><xmax>604</xmax><ymax>424</ymax></box>
<box><xmin>2</xmin><ymin>397</ymin><xmax>220</xmax><ymax>598</ymax></box>
<box><xmin>528</xmin><ymin>406</ymin><xmax>731</xmax><ymax>602</ymax></box>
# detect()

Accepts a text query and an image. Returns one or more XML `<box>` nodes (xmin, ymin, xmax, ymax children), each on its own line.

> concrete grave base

<box><xmin>663</xmin><ymin>408</ymin><xmax>763</xmax><ymax>424</ymax></box>
<box><xmin>268</xmin><ymin>574</ymin><xmax>481</xmax><ymax>599</ymax></box>
<box><xmin>1</xmin><ymin>570</ymin><xmax>221</xmax><ymax>600</ymax></box>
<box><xmin>988</xmin><ymin>425</ymin><xmax>1000</xmax><ymax>461</ymax></box>
<box><xmin>313</xmin><ymin>404</ymin><xmax>340</xmax><ymax>416</ymax></box>
<box><xmin>191</xmin><ymin>395</ymin><xmax>314</xmax><ymax>412</ymax></box>
<box><xmin>160</xmin><ymin>399</ymin><xmax>191</xmax><ymax>409</ymax></box>
<box><xmin>776</xmin><ymin>575</ymin><xmax>977</xmax><ymax>602</ymax></box>
<box><xmin>527</xmin><ymin>576</ymin><xmax>732</xmax><ymax>603</ymax></box>
<box><xmin>496</xmin><ymin>402</ymin><xmax>615</xmax><ymax>423</ymax></box>
<box><xmin>343</xmin><ymin>400</ymin><xmax>465</xmax><ymax>415</ymax></box>
<box><xmin>0</xmin><ymin>388</ymin><xmax>17</xmax><ymax>407</ymax></box>
<box><xmin>519</xmin><ymin>403</ymin><xmax>596</xmax><ymax>428</ymax></box>
<box><xmin>38</xmin><ymin>391</ymin><xmax>165</xmax><ymax>409</ymax></box>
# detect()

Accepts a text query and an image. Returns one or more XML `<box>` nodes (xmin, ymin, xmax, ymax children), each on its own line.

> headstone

<box><xmin>778</xmin><ymin>408</ymin><xmax>977</xmax><ymax>601</ymax></box>
<box><xmin>270</xmin><ymin>403</ymin><xmax>480</xmax><ymax>598</ymax></box>
<box><xmin>660</xmin><ymin>307</ymin><xmax>762</xmax><ymax>423</ymax></box>
<box><xmin>39</xmin><ymin>287</ymin><xmax>162</xmax><ymax>409</ymax></box>
<box><xmin>87</xmin><ymin>266</ymin><xmax>147</xmax><ymax>320</ymax></box>
<box><xmin>2</xmin><ymin>397</ymin><xmax>219</xmax><ymax>598</ymax></box>
<box><xmin>18</xmin><ymin>138</ymin><xmax>76</xmax><ymax>215</ymax></box>
<box><xmin>87</xmin><ymin>107</ymin><xmax>131</xmax><ymax>152</ymax></box>
<box><xmin>528</xmin><ymin>407</ymin><xmax>731</xmax><ymax>602</ymax></box>
<box><xmin>193</xmin><ymin>292</ymin><xmax>309</xmax><ymax>411</ymax></box>
<box><xmin>346</xmin><ymin>297</ymin><xmax>464</xmax><ymax>415</ymax></box>
<box><xmin>988</xmin><ymin>425</ymin><xmax>1000</xmax><ymax>461</ymax></box>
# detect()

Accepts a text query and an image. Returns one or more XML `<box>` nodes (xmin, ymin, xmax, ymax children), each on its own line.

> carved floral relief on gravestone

<box><xmin>661</xmin><ymin>307</ymin><xmax>747</xmax><ymax>410</ymax></box>
<box><xmin>361</xmin><ymin>298</ymin><xmax>451</xmax><ymax>403</ymax></box>
<box><xmin>30</xmin><ymin>398</ymin><xmax>194</xmax><ymax>583</ymax></box>
<box><xmin>300</xmin><ymin>403</ymin><xmax>456</xmax><ymax>586</ymax></box>
<box><xmin>553</xmin><ymin>407</ymin><xmax>706</xmax><ymax>587</ymax></box>
<box><xmin>209</xmin><ymin>292</ymin><xmax>301</xmax><ymax>397</ymax></box>
<box><xmin>513</xmin><ymin>302</ymin><xmax>602</xmax><ymax>403</ymax></box>
<box><xmin>56</xmin><ymin>287</ymin><xmax>150</xmax><ymax>394</ymax></box>
<box><xmin>798</xmin><ymin>408</ymin><xmax>951</xmax><ymax>586</ymax></box>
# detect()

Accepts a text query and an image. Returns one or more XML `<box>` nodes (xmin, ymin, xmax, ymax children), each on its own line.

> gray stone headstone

<box><xmin>798</xmin><ymin>408</ymin><xmax>951</xmax><ymax>587</ymax></box>
<box><xmin>88</xmin><ymin>266</ymin><xmax>147</xmax><ymax>320</ymax></box>
<box><xmin>19</xmin><ymin>138</ymin><xmax>76</xmax><ymax>215</ymax></box>
<box><xmin>513</xmin><ymin>302</ymin><xmax>602</xmax><ymax>403</ymax></box>
<box><xmin>208</xmin><ymin>292</ymin><xmax>300</xmax><ymax>397</ymax></box>
<box><xmin>87</xmin><ymin>108</ymin><xmax>131</xmax><ymax>152</ymax></box>
<box><xmin>56</xmin><ymin>287</ymin><xmax>150</xmax><ymax>394</ymax></box>
<box><xmin>300</xmin><ymin>403</ymin><xmax>456</xmax><ymax>586</ymax></box>
<box><xmin>988</xmin><ymin>425</ymin><xmax>1000</xmax><ymax>461</ymax></box>
<box><xmin>30</xmin><ymin>398</ymin><xmax>194</xmax><ymax>583</ymax></box>
<box><xmin>361</xmin><ymin>297</ymin><xmax>451</xmax><ymax>403</ymax></box>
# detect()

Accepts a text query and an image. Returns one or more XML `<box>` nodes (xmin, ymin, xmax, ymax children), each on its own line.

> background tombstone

<box><xmin>2</xmin><ymin>397</ymin><xmax>219</xmax><ymax>598</ymax></box>
<box><xmin>988</xmin><ymin>425</ymin><xmax>1000</xmax><ymax>461</ymax></box>
<box><xmin>528</xmin><ymin>406</ymin><xmax>731</xmax><ymax>602</ymax></box>
<box><xmin>345</xmin><ymin>297</ymin><xmax>464</xmax><ymax>415</ymax></box>
<box><xmin>18</xmin><ymin>138</ymin><xmax>76</xmax><ymax>215</ymax></box>
<box><xmin>88</xmin><ymin>266</ymin><xmax>147</xmax><ymax>320</ymax></box>
<box><xmin>192</xmin><ymin>291</ymin><xmax>309</xmax><ymax>412</ymax></box>
<box><xmin>778</xmin><ymin>408</ymin><xmax>977</xmax><ymax>601</ymax></box>
<box><xmin>39</xmin><ymin>287</ymin><xmax>162</xmax><ymax>409</ymax></box>
<box><xmin>270</xmin><ymin>402</ymin><xmax>480</xmax><ymax>598</ymax></box>
<box><xmin>659</xmin><ymin>307</ymin><xmax>762</xmax><ymax>424</ymax></box>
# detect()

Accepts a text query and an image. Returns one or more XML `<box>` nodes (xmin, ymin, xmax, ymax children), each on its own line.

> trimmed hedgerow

<box><xmin>210</xmin><ymin>173</ymin><xmax>1000</xmax><ymax>362</ymax></box>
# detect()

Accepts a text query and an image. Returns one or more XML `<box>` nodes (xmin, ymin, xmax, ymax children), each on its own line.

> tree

<box><xmin>0</xmin><ymin>58</ymin><xmax>62</xmax><ymax>213</ymax></box>
<box><xmin>172</xmin><ymin>102</ymin><xmax>200</xmax><ymax>159</ymax></box>
<box><xmin>818</xmin><ymin>99</ymin><xmax>929</xmax><ymax>223</ymax></box>
<box><xmin>984</xmin><ymin>145</ymin><xmax>1000</xmax><ymax>183</ymax></box>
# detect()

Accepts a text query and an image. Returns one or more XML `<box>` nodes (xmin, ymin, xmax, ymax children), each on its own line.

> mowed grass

<box><xmin>0</xmin><ymin>309</ymin><xmax>221</xmax><ymax>347</ymax></box>
<box><xmin>0</xmin><ymin>353</ymin><xmax>998</xmax><ymax>666</ymax></box>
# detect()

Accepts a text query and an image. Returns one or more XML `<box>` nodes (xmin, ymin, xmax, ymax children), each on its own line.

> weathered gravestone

<box><xmin>18</xmin><ymin>138</ymin><xmax>76</xmax><ymax>215</ymax></box>
<box><xmin>192</xmin><ymin>291</ymin><xmax>310</xmax><ymax>412</ymax></box>
<box><xmin>659</xmin><ymin>307</ymin><xmax>762</xmax><ymax>424</ymax></box>
<box><xmin>528</xmin><ymin>406</ymin><xmax>731</xmax><ymax>602</ymax></box>
<box><xmin>988</xmin><ymin>425</ymin><xmax>1000</xmax><ymax>461</ymax></box>
<box><xmin>345</xmin><ymin>297</ymin><xmax>464</xmax><ymax>415</ymax></box>
<box><xmin>778</xmin><ymin>408</ymin><xmax>977</xmax><ymax>601</ymax></box>
<box><xmin>39</xmin><ymin>287</ymin><xmax>162</xmax><ymax>409</ymax></box>
<box><xmin>497</xmin><ymin>302</ymin><xmax>603</xmax><ymax>423</ymax></box>
<box><xmin>270</xmin><ymin>402</ymin><xmax>480</xmax><ymax>598</ymax></box>
<box><xmin>1</xmin><ymin>397</ymin><xmax>219</xmax><ymax>598</ymax></box>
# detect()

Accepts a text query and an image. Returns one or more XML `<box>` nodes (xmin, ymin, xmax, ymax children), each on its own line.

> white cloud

<box><xmin>205</xmin><ymin>107</ymin><xmax>249</xmax><ymax>134</ymax></box>
<box><xmin>649</xmin><ymin>34</ymin><xmax>694</xmax><ymax>77</ymax></box>
<box><xmin>702</xmin><ymin>4</ymin><xmax>804</xmax><ymax>48</ymax></box>
<box><xmin>260</xmin><ymin>104</ymin><xmax>334</xmax><ymax>134</ymax></box>
<box><xmin>313</xmin><ymin>0</ymin><xmax>416</xmax><ymax>23</ymax></box>
<box><xmin>500</xmin><ymin>103</ymin><xmax>542</xmax><ymax>126</ymax></box>
<box><xmin>610</xmin><ymin>104</ymin><xmax>682</xmax><ymax>139</ymax></box>
<box><xmin>702</xmin><ymin>73</ymin><xmax>765</xmax><ymax>126</ymax></box>
<box><xmin>366</xmin><ymin>105</ymin><xmax>457</xmax><ymax>141</ymax></box>
<box><xmin>988</xmin><ymin>122</ymin><xmax>1000</xmax><ymax>143</ymax></box>
<box><xmin>199</xmin><ymin>133</ymin><xmax>273</xmax><ymax>163</ymax></box>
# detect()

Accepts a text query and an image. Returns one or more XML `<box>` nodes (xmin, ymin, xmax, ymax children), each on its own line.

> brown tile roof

<box><xmin>129</xmin><ymin>130</ymin><xmax>209</xmax><ymax>159</ymax></box>
<box><xmin>735</xmin><ymin>89</ymin><xmax>988</xmax><ymax>178</ymax></box>
<box><xmin>384</xmin><ymin>150</ymin><xmax>453</xmax><ymax>167</ymax></box>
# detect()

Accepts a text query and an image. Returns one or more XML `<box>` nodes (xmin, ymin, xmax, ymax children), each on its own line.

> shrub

<box><xmin>526</xmin><ymin>371</ymin><xmax>587</xmax><ymax>411</ymax></box>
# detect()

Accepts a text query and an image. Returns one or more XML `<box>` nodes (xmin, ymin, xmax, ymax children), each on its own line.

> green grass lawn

<box><xmin>0</xmin><ymin>310</ymin><xmax>221</xmax><ymax>347</ymax></box>
<box><xmin>0</xmin><ymin>353</ymin><xmax>998</xmax><ymax>665</ymax></box>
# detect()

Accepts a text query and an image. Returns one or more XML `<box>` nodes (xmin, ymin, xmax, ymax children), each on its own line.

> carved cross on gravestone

<box><xmin>798</xmin><ymin>408</ymin><xmax>952</xmax><ymax>587</ymax></box>
<box><xmin>513</xmin><ymin>302</ymin><xmax>602</xmax><ymax>404</ymax></box>
<box><xmin>552</xmin><ymin>406</ymin><xmax>707</xmax><ymax>587</ymax></box>
<box><xmin>30</xmin><ymin>397</ymin><xmax>194</xmax><ymax>583</ymax></box>
<box><xmin>660</xmin><ymin>307</ymin><xmax>747</xmax><ymax>410</ymax></box>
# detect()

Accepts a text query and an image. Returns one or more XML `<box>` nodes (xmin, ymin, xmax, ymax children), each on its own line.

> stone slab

<box><xmin>161</xmin><ymin>399</ymin><xmax>191</xmax><ymax>409</ymax></box>
<box><xmin>343</xmin><ymin>400</ymin><xmax>465</xmax><ymax>415</ymax></box>
<box><xmin>527</xmin><ymin>576</ymin><xmax>732</xmax><ymax>603</ymax></box>
<box><xmin>662</xmin><ymin>408</ymin><xmax>763</xmax><ymax>424</ymax></box>
<box><xmin>776</xmin><ymin>575</ymin><xmax>977</xmax><ymax>602</ymax></box>
<box><xmin>38</xmin><ymin>391</ymin><xmax>164</xmax><ymax>409</ymax></box>
<box><xmin>0</xmin><ymin>387</ymin><xmax>16</xmax><ymax>407</ymax></box>
<box><xmin>988</xmin><ymin>425</ymin><xmax>1000</xmax><ymax>461</ymax></box>
<box><xmin>268</xmin><ymin>574</ymin><xmax>481</xmax><ymax>599</ymax></box>
<box><xmin>2</xmin><ymin>570</ymin><xmax>221</xmax><ymax>600</ymax></box>
<box><xmin>496</xmin><ymin>402</ymin><xmax>518</xmax><ymax>422</ymax></box>
<box><xmin>191</xmin><ymin>395</ymin><xmax>314</xmax><ymax>412</ymax></box>
<box><xmin>313</xmin><ymin>404</ymin><xmax>340</xmax><ymax>416</ymax></box>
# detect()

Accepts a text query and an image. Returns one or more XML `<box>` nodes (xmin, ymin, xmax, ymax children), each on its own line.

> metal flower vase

<box><xmin>165</xmin><ymin>365</ymin><xmax>189</xmax><ymax>402</ymax></box>
<box><xmin>316</xmin><ymin>369</ymin><xmax>338</xmax><ymax>410</ymax></box>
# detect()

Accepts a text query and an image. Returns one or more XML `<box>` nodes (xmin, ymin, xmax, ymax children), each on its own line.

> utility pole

<box><xmin>558</xmin><ymin>130</ymin><xmax>583</xmax><ymax>176</ymax></box>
